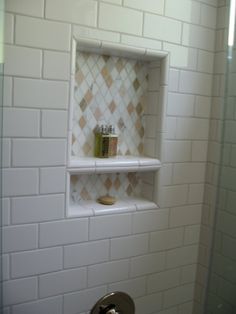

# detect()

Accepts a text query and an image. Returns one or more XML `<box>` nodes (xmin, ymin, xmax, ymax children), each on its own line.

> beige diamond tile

<box><xmin>104</xmin><ymin>178</ymin><xmax>112</xmax><ymax>190</ymax></box>
<box><xmin>79</xmin><ymin>116</ymin><xmax>86</xmax><ymax>129</ymax></box>
<box><xmin>133</xmin><ymin>78</ymin><xmax>140</xmax><ymax>91</ymax></box>
<box><xmin>84</xmin><ymin>89</ymin><xmax>93</xmax><ymax>104</ymax></box>
<box><xmin>79</xmin><ymin>99</ymin><xmax>87</xmax><ymax>112</ymax></box>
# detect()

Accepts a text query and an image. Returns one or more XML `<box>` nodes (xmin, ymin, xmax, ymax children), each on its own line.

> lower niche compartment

<box><xmin>68</xmin><ymin>172</ymin><xmax>158</xmax><ymax>217</ymax></box>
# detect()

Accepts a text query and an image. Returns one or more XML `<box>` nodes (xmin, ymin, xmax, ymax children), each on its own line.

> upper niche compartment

<box><xmin>72</xmin><ymin>52</ymin><xmax>148</xmax><ymax>157</ymax></box>
<box><xmin>69</xmin><ymin>40</ymin><xmax>169</xmax><ymax>163</ymax></box>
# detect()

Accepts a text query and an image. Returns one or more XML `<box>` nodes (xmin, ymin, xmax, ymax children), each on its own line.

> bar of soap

<box><xmin>97</xmin><ymin>195</ymin><xmax>116</xmax><ymax>205</ymax></box>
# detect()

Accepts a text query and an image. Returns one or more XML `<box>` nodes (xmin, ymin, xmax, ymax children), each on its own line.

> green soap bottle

<box><xmin>94</xmin><ymin>126</ymin><xmax>102</xmax><ymax>157</ymax></box>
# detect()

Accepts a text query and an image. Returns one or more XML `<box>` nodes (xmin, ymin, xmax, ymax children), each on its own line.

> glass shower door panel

<box><xmin>205</xmin><ymin>44</ymin><xmax>236</xmax><ymax>314</ymax></box>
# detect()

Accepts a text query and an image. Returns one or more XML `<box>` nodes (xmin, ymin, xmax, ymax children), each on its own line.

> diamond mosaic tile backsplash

<box><xmin>70</xmin><ymin>172</ymin><xmax>142</xmax><ymax>204</ymax></box>
<box><xmin>71</xmin><ymin>51</ymin><xmax>149</xmax><ymax>157</ymax></box>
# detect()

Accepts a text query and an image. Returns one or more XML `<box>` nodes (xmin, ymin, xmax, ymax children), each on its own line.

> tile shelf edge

<box><xmin>75</xmin><ymin>37</ymin><xmax>168</xmax><ymax>62</ymax></box>
<box><xmin>68</xmin><ymin>156</ymin><xmax>162</xmax><ymax>174</ymax></box>
<box><xmin>68</xmin><ymin>197</ymin><xmax>159</xmax><ymax>218</ymax></box>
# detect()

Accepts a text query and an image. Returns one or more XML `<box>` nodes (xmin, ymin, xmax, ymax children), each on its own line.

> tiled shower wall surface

<box><xmin>2</xmin><ymin>0</ymin><xmax>219</xmax><ymax>314</ymax></box>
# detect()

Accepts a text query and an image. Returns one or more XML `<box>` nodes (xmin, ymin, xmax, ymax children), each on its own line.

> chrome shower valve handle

<box><xmin>90</xmin><ymin>292</ymin><xmax>135</xmax><ymax>314</ymax></box>
<box><xmin>99</xmin><ymin>304</ymin><xmax>119</xmax><ymax>314</ymax></box>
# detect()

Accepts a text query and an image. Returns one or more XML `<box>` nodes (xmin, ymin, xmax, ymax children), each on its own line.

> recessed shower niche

<box><xmin>67</xmin><ymin>39</ymin><xmax>169</xmax><ymax>217</ymax></box>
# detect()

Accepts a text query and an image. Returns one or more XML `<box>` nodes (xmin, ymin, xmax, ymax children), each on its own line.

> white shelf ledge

<box><xmin>68</xmin><ymin>197</ymin><xmax>159</xmax><ymax>218</ymax></box>
<box><xmin>68</xmin><ymin>156</ymin><xmax>161</xmax><ymax>174</ymax></box>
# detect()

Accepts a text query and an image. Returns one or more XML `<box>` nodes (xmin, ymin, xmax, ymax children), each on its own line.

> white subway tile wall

<box><xmin>194</xmin><ymin>1</ymin><xmax>230</xmax><ymax>312</ymax></box>
<box><xmin>3</xmin><ymin>0</ymin><xmax>221</xmax><ymax>313</ymax></box>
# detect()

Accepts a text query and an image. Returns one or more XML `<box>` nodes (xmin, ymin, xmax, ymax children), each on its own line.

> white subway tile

<box><xmin>3</xmin><ymin>225</ymin><xmax>38</xmax><ymax>253</ymax></box>
<box><xmin>2</xmin><ymin>199</ymin><xmax>10</xmax><ymax>226</ymax></box>
<box><xmin>159</xmin><ymin>164</ymin><xmax>173</xmax><ymax>186</ymax></box>
<box><xmin>135</xmin><ymin>293</ymin><xmax>163</xmax><ymax>314</ymax></box>
<box><xmin>173</xmin><ymin>163</ymin><xmax>206</xmax><ymax>184</ymax></box>
<box><xmin>179</xmin><ymin>301</ymin><xmax>195</xmax><ymax>314</ymax></box>
<box><xmin>176</xmin><ymin>118</ymin><xmax>209</xmax><ymax>140</ymax></box>
<box><xmin>133</xmin><ymin>210</ymin><xmax>168</xmax><ymax>233</ymax></box>
<box><xmin>73</xmin><ymin>25</ymin><xmax>120</xmax><ymax>43</ymax></box>
<box><xmin>130</xmin><ymin>252</ymin><xmax>165</xmax><ymax>277</ymax></box>
<box><xmin>121</xmin><ymin>35</ymin><xmax>161</xmax><ymax>50</ymax></box>
<box><xmin>2</xmin><ymin>168</ymin><xmax>39</xmax><ymax>197</ymax></box>
<box><xmin>99</xmin><ymin>3</ymin><xmax>143</xmax><ymax>35</ymax></box>
<box><xmin>88</xmin><ymin>260</ymin><xmax>129</xmax><ymax>287</ymax></box>
<box><xmin>167</xmin><ymin>93</ymin><xmax>195</xmax><ymax>117</ymax></box>
<box><xmin>102</xmin><ymin>0</ymin><xmax>122</xmax><ymax>4</ymax></box>
<box><xmin>110</xmin><ymin>234</ymin><xmax>148</xmax><ymax>259</ymax></box>
<box><xmin>202</xmin><ymin>0</ymin><xmax>218</xmax><ymax>6</ymax></box>
<box><xmin>163</xmin><ymin>141</ymin><xmax>191</xmax><ymax>163</ymax></box>
<box><xmin>182</xmin><ymin>24</ymin><xmax>215</xmax><ymax>51</ymax></box>
<box><xmin>168</xmin><ymin>69</ymin><xmax>180</xmax><ymax>92</ymax></box>
<box><xmin>170</xmin><ymin>204</ymin><xmax>202</xmax><ymax>227</ymax></box>
<box><xmin>14</xmin><ymin>78</ymin><xmax>69</xmax><ymax>109</ymax></box>
<box><xmin>188</xmin><ymin>183</ymin><xmax>204</xmax><ymax>204</ymax></box>
<box><xmin>184</xmin><ymin>225</ymin><xmax>201</xmax><ymax>245</ymax></box>
<box><xmin>63</xmin><ymin>286</ymin><xmax>107</xmax><ymax>314</ymax></box>
<box><xmin>42</xmin><ymin>110</ymin><xmax>68</xmax><ymax>138</ymax></box>
<box><xmin>124</xmin><ymin>0</ymin><xmax>164</xmax><ymax>14</ymax></box>
<box><xmin>4</xmin><ymin>45</ymin><xmax>42</xmax><ymax>77</ymax></box>
<box><xmin>144</xmin><ymin>14</ymin><xmax>181</xmax><ymax>44</ymax></box>
<box><xmin>3</xmin><ymin>108</ymin><xmax>40</xmax><ymax>137</ymax></box>
<box><xmin>39</xmin><ymin>219</ymin><xmax>88</xmax><ymax>247</ymax></box>
<box><xmin>165</xmin><ymin>0</ymin><xmax>200</xmax><ymax>24</ymax></box>
<box><xmin>39</xmin><ymin>268</ymin><xmax>87</xmax><ymax>298</ymax></box>
<box><xmin>217</xmin><ymin>6</ymin><xmax>227</xmax><ymax>28</ymax></box>
<box><xmin>200</xmin><ymin>4</ymin><xmax>217</xmax><ymax>28</ymax></box>
<box><xmin>3</xmin><ymin>76</ymin><xmax>12</xmax><ymax>107</ymax></box>
<box><xmin>12</xmin><ymin>296</ymin><xmax>63</xmax><ymax>314</ymax></box>
<box><xmin>46</xmin><ymin>0</ymin><xmax>97</xmax><ymax>26</ymax></box>
<box><xmin>159</xmin><ymin>185</ymin><xmax>188</xmax><ymax>208</ymax></box>
<box><xmin>147</xmin><ymin>269</ymin><xmax>180</xmax><ymax>293</ymax></box>
<box><xmin>89</xmin><ymin>213</ymin><xmax>132</xmax><ymax>240</ymax></box>
<box><xmin>222</xmin><ymin>235</ymin><xmax>236</xmax><ymax>262</ymax></box>
<box><xmin>11</xmin><ymin>247</ymin><xmax>63</xmax><ymax>278</ymax></box>
<box><xmin>109</xmin><ymin>277</ymin><xmax>146</xmax><ymax>298</ymax></box>
<box><xmin>166</xmin><ymin>117</ymin><xmax>177</xmax><ymax>139</ymax></box>
<box><xmin>2</xmin><ymin>307</ymin><xmax>10</xmax><ymax>314</ymax></box>
<box><xmin>15</xmin><ymin>15</ymin><xmax>71</xmax><ymax>51</ymax></box>
<box><xmin>43</xmin><ymin>51</ymin><xmax>70</xmax><ymax>80</ymax></box>
<box><xmin>227</xmin><ymin>191</ymin><xmax>236</xmax><ymax>215</ymax></box>
<box><xmin>2</xmin><ymin>139</ymin><xmax>11</xmax><ymax>168</ymax></box>
<box><xmin>3</xmin><ymin>277</ymin><xmax>37</xmax><ymax>306</ymax></box>
<box><xmin>195</xmin><ymin>96</ymin><xmax>211</xmax><ymax>118</ymax></box>
<box><xmin>163</xmin><ymin>43</ymin><xmax>197</xmax><ymax>69</ymax></box>
<box><xmin>163</xmin><ymin>283</ymin><xmax>194</xmax><ymax>308</ymax></box>
<box><xmin>40</xmin><ymin>167</ymin><xmax>66</xmax><ymax>194</ymax></box>
<box><xmin>12</xmin><ymin>194</ymin><xmax>65</xmax><ymax>224</ymax></box>
<box><xmin>181</xmin><ymin>264</ymin><xmax>197</xmax><ymax>284</ymax></box>
<box><xmin>150</xmin><ymin>307</ymin><xmax>178</xmax><ymax>314</ymax></box>
<box><xmin>198</xmin><ymin>50</ymin><xmax>214</xmax><ymax>74</ymax></box>
<box><xmin>179</xmin><ymin>71</ymin><xmax>212</xmax><ymax>96</ymax></box>
<box><xmin>4</xmin><ymin>13</ymin><xmax>14</xmax><ymax>44</ymax></box>
<box><xmin>1</xmin><ymin>254</ymin><xmax>10</xmax><ymax>280</ymax></box>
<box><xmin>214</xmin><ymin>51</ymin><xmax>227</xmax><ymax>74</ymax></box>
<box><xmin>64</xmin><ymin>240</ymin><xmax>109</xmax><ymax>268</ymax></box>
<box><xmin>12</xmin><ymin>139</ymin><xmax>66</xmax><ymax>167</ymax></box>
<box><xmin>166</xmin><ymin>245</ymin><xmax>199</xmax><ymax>269</ymax></box>
<box><xmin>150</xmin><ymin>228</ymin><xmax>184</xmax><ymax>252</ymax></box>
<box><xmin>6</xmin><ymin>0</ymin><xmax>44</xmax><ymax>17</ymax></box>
